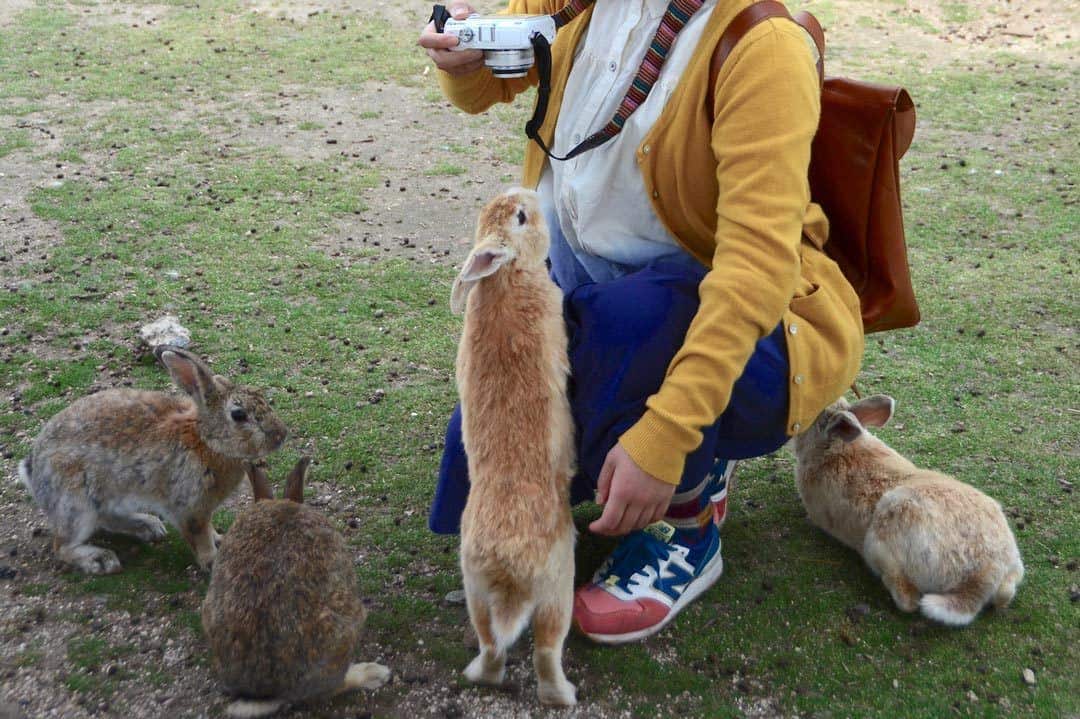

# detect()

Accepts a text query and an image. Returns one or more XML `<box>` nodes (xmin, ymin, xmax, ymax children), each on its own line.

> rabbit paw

<box><xmin>464</xmin><ymin>651</ymin><xmax>506</xmax><ymax>686</ymax></box>
<box><xmin>104</xmin><ymin>513</ymin><xmax>167</xmax><ymax>543</ymax></box>
<box><xmin>345</xmin><ymin>662</ymin><xmax>391</xmax><ymax>691</ymax></box>
<box><xmin>538</xmin><ymin>677</ymin><xmax>577</xmax><ymax>707</ymax></box>
<box><xmin>64</xmin><ymin>545</ymin><xmax>122</xmax><ymax>575</ymax></box>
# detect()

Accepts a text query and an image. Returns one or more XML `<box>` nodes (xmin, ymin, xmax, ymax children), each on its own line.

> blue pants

<box><xmin>428</xmin><ymin>256</ymin><xmax>791</xmax><ymax>535</ymax></box>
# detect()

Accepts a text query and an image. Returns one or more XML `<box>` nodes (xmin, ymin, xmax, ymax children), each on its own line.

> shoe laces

<box><xmin>600</xmin><ymin>529</ymin><xmax>685</xmax><ymax>592</ymax></box>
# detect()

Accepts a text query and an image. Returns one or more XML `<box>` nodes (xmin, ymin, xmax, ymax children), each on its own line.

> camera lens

<box><xmin>484</xmin><ymin>49</ymin><xmax>534</xmax><ymax>78</ymax></box>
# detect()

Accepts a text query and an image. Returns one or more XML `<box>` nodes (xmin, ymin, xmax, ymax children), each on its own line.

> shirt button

<box><xmin>608</xmin><ymin>60</ymin><xmax>617</xmax><ymax>72</ymax></box>
<box><xmin>573</xmin><ymin>133</ymin><xmax>582</xmax><ymax>144</ymax></box>
<box><xmin>793</xmin><ymin>375</ymin><xmax>804</xmax><ymax>385</ymax></box>
<box><xmin>788</xmin><ymin>323</ymin><xmax>799</xmax><ymax>335</ymax></box>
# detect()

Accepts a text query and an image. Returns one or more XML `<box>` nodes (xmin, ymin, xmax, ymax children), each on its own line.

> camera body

<box><xmin>445</xmin><ymin>14</ymin><xmax>557</xmax><ymax>78</ymax></box>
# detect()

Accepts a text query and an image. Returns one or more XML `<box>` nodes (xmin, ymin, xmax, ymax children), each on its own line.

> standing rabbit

<box><xmin>202</xmin><ymin>458</ymin><xmax>389</xmax><ymax>718</ymax></box>
<box><xmin>17</xmin><ymin>346</ymin><xmax>287</xmax><ymax>574</ymax></box>
<box><xmin>451</xmin><ymin>187</ymin><xmax>576</xmax><ymax>706</ymax></box>
<box><xmin>791</xmin><ymin>395</ymin><xmax>1024</xmax><ymax>626</ymax></box>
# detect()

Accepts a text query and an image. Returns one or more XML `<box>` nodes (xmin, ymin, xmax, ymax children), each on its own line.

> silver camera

<box><xmin>445</xmin><ymin>14</ymin><xmax>557</xmax><ymax>78</ymax></box>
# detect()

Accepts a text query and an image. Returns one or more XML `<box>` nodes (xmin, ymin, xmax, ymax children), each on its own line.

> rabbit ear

<box><xmin>849</xmin><ymin>394</ymin><xmax>895</xmax><ymax>428</ymax></box>
<box><xmin>159</xmin><ymin>348</ymin><xmax>219</xmax><ymax>403</ymax></box>
<box><xmin>825</xmin><ymin>411</ymin><xmax>863</xmax><ymax>443</ymax></box>
<box><xmin>283</xmin><ymin>456</ymin><xmax>311</xmax><ymax>504</ymax></box>
<box><xmin>450</xmin><ymin>243</ymin><xmax>515</xmax><ymax>314</ymax></box>
<box><xmin>247</xmin><ymin>462</ymin><xmax>275</xmax><ymax>501</ymax></box>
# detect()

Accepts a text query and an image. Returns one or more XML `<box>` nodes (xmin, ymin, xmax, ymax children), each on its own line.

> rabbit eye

<box><xmin>230</xmin><ymin>407</ymin><xmax>249</xmax><ymax>422</ymax></box>
<box><xmin>516</xmin><ymin>209</ymin><xmax>527</xmax><ymax>226</ymax></box>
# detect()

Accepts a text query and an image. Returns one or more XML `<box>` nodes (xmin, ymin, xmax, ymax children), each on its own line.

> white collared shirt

<box><xmin>538</xmin><ymin>0</ymin><xmax>718</xmax><ymax>275</ymax></box>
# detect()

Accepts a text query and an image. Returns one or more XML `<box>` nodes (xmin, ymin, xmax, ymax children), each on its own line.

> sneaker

<box><xmin>573</xmin><ymin>521</ymin><xmax>723</xmax><ymax>644</ymax></box>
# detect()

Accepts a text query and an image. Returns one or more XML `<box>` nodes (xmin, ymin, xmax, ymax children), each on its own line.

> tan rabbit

<box><xmin>451</xmin><ymin>187</ymin><xmax>576</xmax><ymax>706</ymax></box>
<box><xmin>17</xmin><ymin>346</ymin><xmax>287</xmax><ymax>574</ymax></box>
<box><xmin>791</xmin><ymin>395</ymin><xmax>1024</xmax><ymax>626</ymax></box>
<box><xmin>201</xmin><ymin>458</ymin><xmax>389</xmax><ymax>718</ymax></box>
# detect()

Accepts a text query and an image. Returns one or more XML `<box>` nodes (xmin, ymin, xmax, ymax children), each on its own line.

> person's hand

<box><xmin>418</xmin><ymin>2</ymin><xmax>485</xmax><ymax>76</ymax></box>
<box><xmin>588</xmin><ymin>444</ymin><xmax>676</xmax><ymax>537</ymax></box>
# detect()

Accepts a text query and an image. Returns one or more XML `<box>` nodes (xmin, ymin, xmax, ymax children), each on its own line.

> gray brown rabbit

<box><xmin>17</xmin><ymin>346</ymin><xmax>287</xmax><ymax>574</ymax></box>
<box><xmin>201</xmin><ymin>458</ymin><xmax>389</xmax><ymax>718</ymax></box>
<box><xmin>791</xmin><ymin>395</ymin><xmax>1024</xmax><ymax>625</ymax></box>
<box><xmin>451</xmin><ymin>187</ymin><xmax>577</xmax><ymax>706</ymax></box>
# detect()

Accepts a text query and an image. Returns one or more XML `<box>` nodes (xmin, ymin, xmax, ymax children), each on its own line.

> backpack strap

<box><xmin>793</xmin><ymin>9</ymin><xmax>824</xmax><ymax>84</ymax></box>
<box><xmin>708</xmin><ymin>2</ymin><xmax>824</xmax><ymax>111</ymax></box>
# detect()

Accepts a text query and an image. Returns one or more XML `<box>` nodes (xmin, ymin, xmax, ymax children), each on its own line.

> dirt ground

<box><xmin>1</xmin><ymin>1</ymin><xmax>1076</xmax><ymax>718</ymax></box>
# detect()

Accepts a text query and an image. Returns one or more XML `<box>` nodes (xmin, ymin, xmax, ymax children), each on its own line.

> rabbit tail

<box><xmin>919</xmin><ymin>569</ymin><xmax>998</xmax><ymax>626</ymax></box>
<box><xmin>225</xmin><ymin>698</ymin><xmax>285</xmax><ymax>719</ymax></box>
<box><xmin>17</xmin><ymin>456</ymin><xmax>31</xmax><ymax>488</ymax></box>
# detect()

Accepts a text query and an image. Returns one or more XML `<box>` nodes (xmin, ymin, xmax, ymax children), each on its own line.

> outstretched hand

<box><xmin>588</xmin><ymin>444</ymin><xmax>676</xmax><ymax>537</ymax></box>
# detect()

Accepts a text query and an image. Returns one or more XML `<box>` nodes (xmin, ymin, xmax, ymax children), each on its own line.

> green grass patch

<box><xmin>424</xmin><ymin>161</ymin><xmax>467</xmax><ymax>177</ymax></box>
<box><xmin>0</xmin><ymin>127</ymin><xmax>32</xmax><ymax>158</ymax></box>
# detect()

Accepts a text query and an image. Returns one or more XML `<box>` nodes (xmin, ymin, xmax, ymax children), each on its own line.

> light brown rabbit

<box><xmin>202</xmin><ymin>459</ymin><xmax>389</xmax><ymax>718</ymax></box>
<box><xmin>791</xmin><ymin>395</ymin><xmax>1024</xmax><ymax>626</ymax></box>
<box><xmin>18</xmin><ymin>346</ymin><xmax>287</xmax><ymax>574</ymax></box>
<box><xmin>450</xmin><ymin>187</ymin><xmax>576</xmax><ymax>706</ymax></box>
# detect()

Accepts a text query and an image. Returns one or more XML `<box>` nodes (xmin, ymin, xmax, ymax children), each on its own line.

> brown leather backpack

<box><xmin>711</xmin><ymin>1</ymin><xmax>921</xmax><ymax>333</ymax></box>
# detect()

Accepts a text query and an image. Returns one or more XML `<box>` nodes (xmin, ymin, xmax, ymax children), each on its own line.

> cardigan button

<box><xmin>652</xmin><ymin>190</ymin><xmax>659</xmax><ymax>199</ymax></box>
<box><xmin>642</xmin><ymin>144</ymin><xmax>651</xmax><ymax>155</ymax></box>
<box><xmin>792</xmin><ymin>422</ymin><xmax>802</xmax><ymax>432</ymax></box>
<box><xmin>793</xmin><ymin>375</ymin><xmax>804</xmax><ymax>385</ymax></box>
<box><xmin>788</xmin><ymin>323</ymin><xmax>799</xmax><ymax>335</ymax></box>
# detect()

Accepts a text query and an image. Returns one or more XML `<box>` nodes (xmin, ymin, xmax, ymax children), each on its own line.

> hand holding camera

<box><xmin>419</xmin><ymin>2</ymin><xmax>484</xmax><ymax>77</ymax></box>
<box><xmin>421</xmin><ymin>4</ymin><xmax>559</xmax><ymax>79</ymax></box>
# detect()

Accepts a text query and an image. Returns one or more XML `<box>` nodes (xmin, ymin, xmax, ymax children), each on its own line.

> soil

<box><xmin>0</xmin><ymin>1</ymin><xmax>1075</xmax><ymax>718</ymax></box>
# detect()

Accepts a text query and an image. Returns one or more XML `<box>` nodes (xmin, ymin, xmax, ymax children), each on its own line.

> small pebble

<box><xmin>1022</xmin><ymin>668</ymin><xmax>1036</xmax><ymax>686</ymax></box>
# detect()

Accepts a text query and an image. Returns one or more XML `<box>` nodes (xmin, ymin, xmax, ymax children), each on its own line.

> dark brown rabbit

<box><xmin>201</xmin><ymin>458</ymin><xmax>389</xmax><ymax>718</ymax></box>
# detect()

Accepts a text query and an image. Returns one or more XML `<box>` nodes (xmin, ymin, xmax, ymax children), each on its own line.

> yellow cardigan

<box><xmin>439</xmin><ymin>0</ymin><xmax>864</xmax><ymax>485</ymax></box>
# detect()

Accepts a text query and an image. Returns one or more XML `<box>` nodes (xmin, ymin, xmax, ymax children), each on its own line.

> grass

<box><xmin>0</xmin><ymin>1</ymin><xmax>1077</xmax><ymax>718</ymax></box>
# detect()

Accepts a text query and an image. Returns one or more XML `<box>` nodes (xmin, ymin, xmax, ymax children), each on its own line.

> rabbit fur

<box><xmin>201</xmin><ymin>458</ymin><xmax>389</xmax><ymax>719</ymax></box>
<box><xmin>17</xmin><ymin>346</ymin><xmax>287</xmax><ymax>575</ymax></box>
<box><xmin>791</xmin><ymin>395</ymin><xmax>1024</xmax><ymax>626</ymax></box>
<box><xmin>451</xmin><ymin>187</ymin><xmax>577</xmax><ymax>706</ymax></box>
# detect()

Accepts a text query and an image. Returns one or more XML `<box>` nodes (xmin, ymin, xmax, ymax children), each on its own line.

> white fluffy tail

<box><xmin>17</xmin><ymin>457</ymin><xmax>31</xmax><ymax>488</ymax></box>
<box><xmin>919</xmin><ymin>593</ymin><xmax>979</xmax><ymax>626</ymax></box>
<box><xmin>225</xmin><ymin>699</ymin><xmax>285</xmax><ymax>719</ymax></box>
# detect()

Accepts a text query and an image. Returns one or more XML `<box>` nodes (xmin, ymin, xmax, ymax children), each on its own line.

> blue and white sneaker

<box><xmin>573</xmin><ymin>521</ymin><xmax>723</xmax><ymax>644</ymax></box>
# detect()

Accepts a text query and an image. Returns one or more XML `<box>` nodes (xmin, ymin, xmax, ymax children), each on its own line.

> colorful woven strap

<box><xmin>602</xmin><ymin>0</ymin><xmax>704</xmax><ymax>136</ymax></box>
<box><xmin>551</xmin><ymin>0</ymin><xmax>594</xmax><ymax>28</ymax></box>
<box><xmin>539</xmin><ymin>0</ymin><xmax>706</xmax><ymax>160</ymax></box>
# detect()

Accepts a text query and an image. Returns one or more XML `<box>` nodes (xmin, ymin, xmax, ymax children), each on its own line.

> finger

<box><xmin>589</xmin><ymin>498</ymin><xmax>626</xmax><ymax>537</ymax></box>
<box><xmin>448</xmin><ymin>2</ymin><xmax>474</xmax><ymax>19</ymax></box>
<box><xmin>419</xmin><ymin>26</ymin><xmax>460</xmax><ymax>51</ymax></box>
<box><xmin>424</xmin><ymin>48</ymin><xmax>485</xmax><ymax>76</ymax></box>
<box><xmin>444</xmin><ymin>54</ymin><xmax>486</xmax><ymax>76</ymax></box>
<box><xmin>617</xmin><ymin>505</ymin><xmax>649</xmax><ymax>536</ymax></box>
<box><xmin>596</xmin><ymin>457</ymin><xmax>615</xmax><ymax>505</ymax></box>
<box><xmin>648</xmin><ymin>504</ymin><xmax>667</xmax><ymax>525</ymax></box>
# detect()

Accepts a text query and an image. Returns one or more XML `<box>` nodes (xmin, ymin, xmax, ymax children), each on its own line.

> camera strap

<box><xmin>528</xmin><ymin>0</ymin><xmax>706</xmax><ymax>162</ymax></box>
<box><xmin>430</xmin><ymin>1</ymin><xmax>704</xmax><ymax>162</ymax></box>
